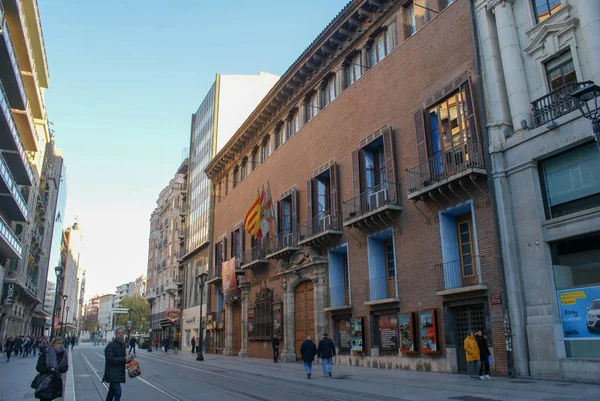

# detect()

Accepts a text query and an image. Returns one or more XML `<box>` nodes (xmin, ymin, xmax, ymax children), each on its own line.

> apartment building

<box><xmin>133</xmin><ymin>275</ymin><xmax>146</xmax><ymax>297</ymax></box>
<box><xmin>115</xmin><ymin>281</ymin><xmax>134</xmax><ymax>307</ymax></box>
<box><xmin>97</xmin><ymin>293</ymin><xmax>115</xmax><ymax>337</ymax></box>
<box><xmin>179</xmin><ymin>72</ymin><xmax>279</xmax><ymax>351</ymax></box>
<box><xmin>0</xmin><ymin>0</ymin><xmax>55</xmax><ymax>338</ymax></box>
<box><xmin>145</xmin><ymin>168</ymin><xmax>186</xmax><ymax>343</ymax></box>
<box><xmin>58</xmin><ymin>222</ymin><xmax>82</xmax><ymax>335</ymax></box>
<box><xmin>203</xmin><ymin>0</ymin><xmax>507</xmax><ymax>375</ymax></box>
<box><xmin>473</xmin><ymin>0</ymin><xmax>600</xmax><ymax>382</ymax></box>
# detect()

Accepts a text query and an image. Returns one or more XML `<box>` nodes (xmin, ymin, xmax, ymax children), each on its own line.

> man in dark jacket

<box><xmin>191</xmin><ymin>337</ymin><xmax>196</xmax><ymax>354</ymax></box>
<box><xmin>104</xmin><ymin>327</ymin><xmax>134</xmax><ymax>401</ymax></box>
<box><xmin>300</xmin><ymin>336</ymin><xmax>317</xmax><ymax>379</ymax></box>
<box><xmin>317</xmin><ymin>333</ymin><xmax>336</xmax><ymax>378</ymax></box>
<box><xmin>476</xmin><ymin>330</ymin><xmax>491</xmax><ymax>379</ymax></box>
<box><xmin>128</xmin><ymin>336</ymin><xmax>136</xmax><ymax>355</ymax></box>
<box><xmin>272</xmin><ymin>335</ymin><xmax>280</xmax><ymax>363</ymax></box>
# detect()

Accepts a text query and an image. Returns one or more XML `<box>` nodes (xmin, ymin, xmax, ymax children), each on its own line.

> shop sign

<box><xmin>557</xmin><ymin>286</ymin><xmax>600</xmax><ymax>340</ymax></box>
<box><xmin>351</xmin><ymin>317</ymin><xmax>364</xmax><ymax>352</ymax></box>
<box><xmin>166</xmin><ymin>308</ymin><xmax>181</xmax><ymax>323</ymax></box>
<box><xmin>2</xmin><ymin>283</ymin><xmax>14</xmax><ymax>306</ymax></box>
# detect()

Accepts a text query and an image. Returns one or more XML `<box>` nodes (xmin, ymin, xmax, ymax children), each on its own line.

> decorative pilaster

<box><xmin>280</xmin><ymin>284</ymin><xmax>297</xmax><ymax>362</ymax></box>
<box><xmin>313</xmin><ymin>268</ymin><xmax>328</xmax><ymax>339</ymax></box>
<box><xmin>361</xmin><ymin>45</ymin><xmax>370</xmax><ymax>75</ymax></box>
<box><xmin>238</xmin><ymin>278</ymin><xmax>250</xmax><ymax>358</ymax></box>
<box><xmin>489</xmin><ymin>0</ymin><xmax>531</xmax><ymax>131</ymax></box>
<box><xmin>336</xmin><ymin>65</ymin><xmax>346</xmax><ymax>94</ymax></box>
<box><xmin>223</xmin><ymin>302</ymin><xmax>233</xmax><ymax>356</ymax></box>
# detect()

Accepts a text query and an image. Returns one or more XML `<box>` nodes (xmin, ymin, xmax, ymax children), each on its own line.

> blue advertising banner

<box><xmin>557</xmin><ymin>286</ymin><xmax>600</xmax><ymax>340</ymax></box>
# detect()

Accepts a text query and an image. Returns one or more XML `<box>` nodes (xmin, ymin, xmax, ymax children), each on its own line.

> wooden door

<box><xmin>456</xmin><ymin>213</ymin><xmax>476</xmax><ymax>287</ymax></box>
<box><xmin>294</xmin><ymin>281</ymin><xmax>315</xmax><ymax>360</ymax></box>
<box><xmin>232</xmin><ymin>303</ymin><xmax>242</xmax><ymax>355</ymax></box>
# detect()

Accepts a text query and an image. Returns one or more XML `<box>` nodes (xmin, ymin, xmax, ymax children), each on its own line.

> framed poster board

<box><xmin>377</xmin><ymin>314</ymin><xmax>399</xmax><ymax>356</ymax></box>
<box><xmin>351</xmin><ymin>317</ymin><xmax>365</xmax><ymax>352</ymax></box>
<box><xmin>419</xmin><ymin>309</ymin><xmax>439</xmax><ymax>353</ymax></box>
<box><xmin>398</xmin><ymin>312</ymin><xmax>416</xmax><ymax>353</ymax></box>
<box><xmin>337</xmin><ymin>319</ymin><xmax>352</xmax><ymax>355</ymax></box>
<box><xmin>272</xmin><ymin>301</ymin><xmax>282</xmax><ymax>339</ymax></box>
<box><xmin>248</xmin><ymin>307</ymin><xmax>255</xmax><ymax>340</ymax></box>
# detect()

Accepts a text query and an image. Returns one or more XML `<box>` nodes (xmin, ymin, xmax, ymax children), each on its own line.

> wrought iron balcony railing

<box><xmin>299</xmin><ymin>211</ymin><xmax>342</xmax><ymax>243</ymax></box>
<box><xmin>240</xmin><ymin>244</ymin><xmax>267</xmax><ymax>267</ymax></box>
<box><xmin>342</xmin><ymin>182</ymin><xmax>401</xmax><ymax>222</ymax></box>
<box><xmin>364</xmin><ymin>276</ymin><xmax>397</xmax><ymax>302</ymax></box>
<box><xmin>266</xmin><ymin>230</ymin><xmax>300</xmax><ymax>255</ymax></box>
<box><xmin>435</xmin><ymin>255</ymin><xmax>484</xmax><ymax>292</ymax></box>
<box><xmin>532</xmin><ymin>81</ymin><xmax>589</xmax><ymax>127</ymax></box>
<box><xmin>325</xmin><ymin>284</ymin><xmax>350</xmax><ymax>308</ymax></box>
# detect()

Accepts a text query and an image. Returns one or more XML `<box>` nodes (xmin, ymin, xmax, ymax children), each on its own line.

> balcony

<box><xmin>298</xmin><ymin>211</ymin><xmax>343</xmax><ymax>247</ymax></box>
<box><xmin>11</xmin><ymin>100</ymin><xmax>37</xmax><ymax>151</ymax></box>
<box><xmin>406</xmin><ymin>139</ymin><xmax>486</xmax><ymax>201</ymax></box>
<box><xmin>435</xmin><ymin>255</ymin><xmax>487</xmax><ymax>296</ymax></box>
<box><xmin>532</xmin><ymin>81</ymin><xmax>589</xmax><ymax>128</ymax></box>
<box><xmin>0</xmin><ymin>214</ymin><xmax>22</xmax><ymax>258</ymax></box>
<box><xmin>324</xmin><ymin>284</ymin><xmax>351</xmax><ymax>313</ymax></box>
<box><xmin>0</xmin><ymin>19</ymin><xmax>27</xmax><ymax>109</ymax></box>
<box><xmin>206</xmin><ymin>264</ymin><xmax>222</xmax><ymax>284</ymax></box>
<box><xmin>0</xmin><ymin>81</ymin><xmax>33</xmax><ymax>185</ymax></box>
<box><xmin>36</xmin><ymin>189</ymin><xmax>47</xmax><ymax>212</ymax></box>
<box><xmin>364</xmin><ymin>276</ymin><xmax>399</xmax><ymax>306</ymax></box>
<box><xmin>342</xmin><ymin>182</ymin><xmax>402</xmax><ymax>229</ymax></box>
<box><xmin>240</xmin><ymin>245</ymin><xmax>268</xmax><ymax>270</ymax></box>
<box><xmin>265</xmin><ymin>231</ymin><xmax>301</xmax><ymax>259</ymax></box>
<box><xmin>0</xmin><ymin>152</ymin><xmax>28</xmax><ymax>221</ymax></box>
<box><xmin>30</xmin><ymin>228</ymin><xmax>42</xmax><ymax>249</ymax></box>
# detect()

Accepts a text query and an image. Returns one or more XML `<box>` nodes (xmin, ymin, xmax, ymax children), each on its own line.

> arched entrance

<box><xmin>294</xmin><ymin>281</ymin><xmax>315</xmax><ymax>360</ymax></box>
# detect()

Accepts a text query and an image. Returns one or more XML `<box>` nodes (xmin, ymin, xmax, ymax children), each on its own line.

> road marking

<box><xmin>81</xmin><ymin>353</ymin><xmax>109</xmax><ymax>390</ymax></box>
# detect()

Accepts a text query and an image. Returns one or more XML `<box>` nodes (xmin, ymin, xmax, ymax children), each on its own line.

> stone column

<box><xmin>336</xmin><ymin>65</ymin><xmax>346</xmax><ymax>94</ymax></box>
<box><xmin>361</xmin><ymin>45</ymin><xmax>370</xmax><ymax>75</ymax></box>
<box><xmin>223</xmin><ymin>302</ymin><xmax>233</xmax><ymax>356</ymax></box>
<box><xmin>313</xmin><ymin>267</ymin><xmax>329</xmax><ymax>339</ymax></box>
<box><xmin>490</xmin><ymin>0</ymin><xmax>531</xmax><ymax>131</ymax></box>
<box><xmin>238</xmin><ymin>278</ymin><xmax>250</xmax><ymax>358</ymax></box>
<box><xmin>578</xmin><ymin>0</ymin><xmax>600</xmax><ymax>83</ymax></box>
<box><xmin>280</xmin><ymin>284</ymin><xmax>296</xmax><ymax>362</ymax></box>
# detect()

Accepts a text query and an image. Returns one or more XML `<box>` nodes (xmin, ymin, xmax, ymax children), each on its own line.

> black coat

<box><xmin>299</xmin><ymin>340</ymin><xmax>317</xmax><ymax>363</ymax></box>
<box><xmin>272</xmin><ymin>338</ymin><xmax>280</xmax><ymax>349</ymax></box>
<box><xmin>35</xmin><ymin>348</ymin><xmax>68</xmax><ymax>400</ymax></box>
<box><xmin>317</xmin><ymin>337</ymin><xmax>336</xmax><ymax>359</ymax></box>
<box><xmin>476</xmin><ymin>336</ymin><xmax>490</xmax><ymax>359</ymax></box>
<box><xmin>103</xmin><ymin>340</ymin><xmax>127</xmax><ymax>383</ymax></box>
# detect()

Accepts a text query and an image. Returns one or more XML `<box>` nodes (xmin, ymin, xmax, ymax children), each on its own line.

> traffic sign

<box><xmin>127</xmin><ymin>320</ymin><xmax>132</xmax><ymax>327</ymax></box>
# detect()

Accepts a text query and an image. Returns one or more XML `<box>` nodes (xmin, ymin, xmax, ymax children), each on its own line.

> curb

<box><xmin>63</xmin><ymin>349</ymin><xmax>76</xmax><ymax>401</ymax></box>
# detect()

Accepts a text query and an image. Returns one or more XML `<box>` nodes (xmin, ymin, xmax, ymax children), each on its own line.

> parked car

<box><xmin>587</xmin><ymin>299</ymin><xmax>600</xmax><ymax>333</ymax></box>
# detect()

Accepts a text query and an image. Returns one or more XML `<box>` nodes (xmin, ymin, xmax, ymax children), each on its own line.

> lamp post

<box><xmin>195</xmin><ymin>272</ymin><xmax>208</xmax><ymax>361</ymax></box>
<box><xmin>127</xmin><ymin>309</ymin><xmax>132</xmax><ymax>342</ymax></box>
<box><xmin>148</xmin><ymin>297</ymin><xmax>154</xmax><ymax>352</ymax></box>
<box><xmin>49</xmin><ymin>265</ymin><xmax>63</xmax><ymax>339</ymax></box>
<box><xmin>65</xmin><ymin>306</ymin><xmax>70</xmax><ymax>336</ymax></box>
<box><xmin>571</xmin><ymin>81</ymin><xmax>600</xmax><ymax>149</ymax></box>
<box><xmin>60</xmin><ymin>295</ymin><xmax>68</xmax><ymax>336</ymax></box>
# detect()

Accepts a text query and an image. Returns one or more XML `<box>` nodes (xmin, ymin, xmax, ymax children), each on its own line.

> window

<box><xmin>231</xmin><ymin>228</ymin><xmax>242</xmax><ymax>259</ymax></box>
<box><xmin>404</xmin><ymin>3</ymin><xmax>416</xmax><ymax>37</ymax></box>
<box><xmin>345</xmin><ymin>52</ymin><xmax>362</xmax><ymax>87</ymax></box>
<box><xmin>287</xmin><ymin>110</ymin><xmax>300</xmax><ymax>139</ymax></box>
<box><xmin>274</xmin><ymin>125</ymin><xmax>283</xmax><ymax>149</ymax></box>
<box><xmin>251</xmin><ymin>147</ymin><xmax>259</xmax><ymax>170</ymax></box>
<box><xmin>532</xmin><ymin>0</ymin><xmax>562</xmax><ymax>23</ymax></box>
<box><xmin>240</xmin><ymin>159</ymin><xmax>247</xmax><ymax>181</ymax></box>
<box><xmin>385</xmin><ymin>239</ymin><xmax>395</xmax><ymax>278</ymax></box>
<box><xmin>366</xmin><ymin>228</ymin><xmax>396</xmax><ymax>300</ymax></box>
<box><xmin>307</xmin><ymin>162</ymin><xmax>338</xmax><ymax>234</ymax></box>
<box><xmin>328</xmin><ymin>244</ymin><xmax>349</xmax><ymax>307</ymax></box>
<box><xmin>364</xmin><ymin>138</ymin><xmax>386</xmax><ymax>191</ymax></box>
<box><xmin>456</xmin><ymin>213</ymin><xmax>475</xmax><ymax>282</ymax></box>
<box><xmin>253</xmin><ymin>288</ymin><xmax>273</xmax><ymax>340</ymax></box>
<box><xmin>232</xmin><ymin>167</ymin><xmax>238</xmax><ymax>188</ymax></box>
<box><xmin>369</xmin><ymin>23</ymin><xmax>396</xmax><ymax>68</ymax></box>
<box><xmin>541</xmin><ymin>143</ymin><xmax>600</xmax><ymax>219</ymax></box>
<box><xmin>306</xmin><ymin>91</ymin><xmax>319</xmax><ymax>122</ymax></box>
<box><xmin>277</xmin><ymin>188</ymin><xmax>298</xmax><ymax>245</ymax></box>
<box><xmin>546</xmin><ymin>51</ymin><xmax>576</xmax><ymax>91</ymax></box>
<box><xmin>282</xmin><ymin>196</ymin><xmax>292</xmax><ymax>234</ymax></box>
<box><xmin>322</xmin><ymin>75</ymin><xmax>336</xmax><ymax>108</ymax></box>
<box><xmin>261</xmin><ymin>137</ymin><xmax>270</xmax><ymax>162</ymax></box>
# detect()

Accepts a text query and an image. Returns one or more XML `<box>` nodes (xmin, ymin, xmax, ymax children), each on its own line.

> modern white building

<box><xmin>473</xmin><ymin>0</ymin><xmax>600</xmax><ymax>382</ymax></box>
<box><xmin>97</xmin><ymin>293</ymin><xmax>115</xmax><ymax>335</ymax></box>
<box><xmin>115</xmin><ymin>281</ymin><xmax>134</xmax><ymax>307</ymax></box>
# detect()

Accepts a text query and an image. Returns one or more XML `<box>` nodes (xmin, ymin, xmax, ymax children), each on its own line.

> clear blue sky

<box><xmin>39</xmin><ymin>0</ymin><xmax>349</xmax><ymax>299</ymax></box>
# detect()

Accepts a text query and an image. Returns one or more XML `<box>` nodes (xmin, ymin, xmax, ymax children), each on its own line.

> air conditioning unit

<box><xmin>283</xmin><ymin>233</ymin><xmax>293</xmax><ymax>247</ymax></box>
<box><xmin>319</xmin><ymin>214</ymin><xmax>331</xmax><ymax>231</ymax></box>
<box><xmin>368</xmin><ymin>188</ymin><xmax>388</xmax><ymax>210</ymax></box>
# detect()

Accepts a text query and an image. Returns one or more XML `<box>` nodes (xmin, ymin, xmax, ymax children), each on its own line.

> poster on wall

<box><xmin>351</xmin><ymin>317</ymin><xmax>364</xmax><ymax>352</ymax></box>
<box><xmin>222</xmin><ymin>258</ymin><xmax>238</xmax><ymax>299</ymax></box>
<box><xmin>557</xmin><ymin>286</ymin><xmax>600</xmax><ymax>340</ymax></box>
<box><xmin>248</xmin><ymin>308</ymin><xmax>255</xmax><ymax>339</ymax></box>
<box><xmin>398</xmin><ymin>313</ymin><xmax>416</xmax><ymax>353</ymax></box>
<box><xmin>337</xmin><ymin>320</ymin><xmax>351</xmax><ymax>355</ymax></box>
<box><xmin>272</xmin><ymin>303</ymin><xmax>282</xmax><ymax>339</ymax></box>
<box><xmin>419</xmin><ymin>310</ymin><xmax>438</xmax><ymax>352</ymax></box>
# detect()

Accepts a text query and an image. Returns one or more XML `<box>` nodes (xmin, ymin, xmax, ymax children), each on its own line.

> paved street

<box><xmin>0</xmin><ymin>344</ymin><xmax>589</xmax><ymax>401</ymax></box>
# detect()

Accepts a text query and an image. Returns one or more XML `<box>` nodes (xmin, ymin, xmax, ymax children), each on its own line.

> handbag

<box><xmin>34</xmin><ymin>374</ymin><xmax>53</xmax><ymax>398</ymax></box>
<box><xmin>127</xmin><ymin>359</ymin><xmax>141</xmax><ymax>378</ymax></box>
<box><xmin>488</xmin><ymin>355</ymin><xmax>494</xmax><ymax>365</ymax></box>
<box><xmin>30</xmin><ymin>373</ymin><xmax>44</xmax><ymax>389</ymax></box>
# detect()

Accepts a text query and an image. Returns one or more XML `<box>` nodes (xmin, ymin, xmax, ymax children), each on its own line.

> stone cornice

<box><xmin>523</xmin><ymin>5</ymin><xmax>577</xmax><ymax>55</ymax></box>
<box><xmin>486</xmin><ymin>0</ymin><xmax>514</xmax><ymax>12</ymax></box>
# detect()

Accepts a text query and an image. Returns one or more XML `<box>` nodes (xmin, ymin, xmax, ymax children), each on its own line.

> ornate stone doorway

<box><xmin>294</xmin><ymin>281</ymin><xmax>315</xmax><ymax>360</ymax></box>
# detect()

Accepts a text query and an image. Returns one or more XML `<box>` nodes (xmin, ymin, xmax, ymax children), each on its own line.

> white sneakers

<box><xmin>479</xmin><ymin>375</ymin><xmax>492</xmax><ymax>379</ymax></box>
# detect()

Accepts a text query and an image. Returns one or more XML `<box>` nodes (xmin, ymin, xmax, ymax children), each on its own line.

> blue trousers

<box><xmin>105</xmin><ymin>382</ymin><xmax>122</xmax><ymax>401</ymax></box>
<box><xmin>303</xmin><ymin>361</ymin><xmax>312</xmax><ymax>374</ymax></box>
<box><xmin>321</xmin><ymin>358</ymin><xmax>332</xmax><ymax>376</ymax></box>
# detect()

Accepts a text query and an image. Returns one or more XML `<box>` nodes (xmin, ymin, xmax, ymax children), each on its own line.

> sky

<box><xmin>38</xmin><ymin>0</ymin><xmax>350</xmax><ymax>301</ymax></box>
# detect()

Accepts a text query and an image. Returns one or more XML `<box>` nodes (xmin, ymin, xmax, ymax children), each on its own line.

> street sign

<box><xmin>127</xmin><ymin>320</ymin><xmax>132</xmax><ymax>327</ymax></box>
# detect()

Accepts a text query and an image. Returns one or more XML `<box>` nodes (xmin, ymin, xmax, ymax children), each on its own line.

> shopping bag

<box><xmin>488</xmin><ymin>355</ymin><xmax>494</xmax><ymax>365</ymax></box>
<box><xmin>30</xmin><ymin>373</ymin><xmax>44</xmax><ymax>389</ymax></box>
<box><xmin>127</xmin><ymin>359</ymin><xmax>141</xmax><ymax>378</ymax></box>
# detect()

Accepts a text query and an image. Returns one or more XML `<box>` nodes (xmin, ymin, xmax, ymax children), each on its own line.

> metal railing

<box><xmin>299</xmin><ymin>211</ymin><xmax>342</xmax><ymax>241</ymax></box>
<box><xmin>342</xmin><ymin>182</ymin><xmax>401</xmax><ymax>222</ymax></box>
<box><xmin>326</xmin><ymin>284</ymin><xmax>350</xmax><ymax>307</ymax></box>
<box><xmin>266</xmin><ymin>230</ymin><xmax>299</xmax><ymax>254</ymax></box>
<box><xmin>532</xmin><ymin>81</ymin><xmax>589</xmax><ymax>127</ymax></box>
<box><xmin>0</xmin><ymin>153</ymin><xmax>28</xmax><ymax>220</ymax></box>
<box><xmin>1</xmin><ymin>20</ymin><xmax>27</xmax><ymax>106</ymax></box>
<box><xmin>406</xmin><ymin>139</ymin><xmax>484</xmax><ymax>195</ymax></box>
<box><xmin>0</xmin><ymin>215</ymin><xmax>22</xmax><ymax>255</ymax></box>
<box><xmin>435</xmin><ymin>255</ymin><xmax>482</xmax><ymax>291</ymax></box>
<box><xmin>19</xmin><ymin>272</ymin><xmax>37</xmax><ymax>297</ymax></box>
<box><xmin>365</xmin><ymin>276</ymin><xmax>397</xmax><ymax>301</ymax></box>
<box><xmin>207</xmin><ymin>264</ymin><xmax>222</xmax><ymax>281</ymax></box>
<box><xmin>241</xmin><ymin>244</ymin><xmax>267</xmax><ymax>266</ymax></box>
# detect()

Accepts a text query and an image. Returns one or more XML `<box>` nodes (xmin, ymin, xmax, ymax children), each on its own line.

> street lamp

<box><xmin>50</xmin><ymin>265</ymin><xmax>63</xmax><ymax>339</ymax></box>
<box><xmin>65</xmin><ymin>307</ymin><xmax>70</xmax><ymax>336</ymax></box>
<box><xmin>195</xmin><ymin>272</ymin><xmax>208</xmax><ymax>361</ymax></box>
<box><xmin>127</xmin><ymin>308</ymin><xmax>132</xmax><ymax>343</ymax></box>
<box><xmin>148</xmin><ymin>297</ymin><xmax>154</xmax><ymax>352</ymax></box>
<box><xmin>60</xmin><ymin>295</ymin><xmax>68</xmax><ymax>336</ymax></box>
<box><xmin>571</xmin><ymin>81</ymin><xmax>600</xmax><ymax>149</ymax></box>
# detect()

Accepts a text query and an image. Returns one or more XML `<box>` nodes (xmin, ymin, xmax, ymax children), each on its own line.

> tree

<box><xmin>115</xmin><ymin>294</ymin><xmax>149</xmax><ymax>333</ymax></box>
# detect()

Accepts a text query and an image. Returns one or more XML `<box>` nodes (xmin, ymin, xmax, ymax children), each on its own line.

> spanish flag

<box><xmin>244</xmin><ymin>192</ymin><xmax>263</xmax><ymax>239</ymax></box>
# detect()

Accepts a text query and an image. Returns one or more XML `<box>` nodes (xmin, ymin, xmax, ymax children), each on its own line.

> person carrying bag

<box><xmin>33</xmin><ymin>337</ymin><xmax>69</xmax><ymax>401</ymax></box>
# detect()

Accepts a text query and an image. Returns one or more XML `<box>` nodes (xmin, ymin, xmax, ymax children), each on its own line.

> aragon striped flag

<box><xmin>244</xmin><ymin>192</ymin><xmax>263</xmax><ymax>239</ymax></box>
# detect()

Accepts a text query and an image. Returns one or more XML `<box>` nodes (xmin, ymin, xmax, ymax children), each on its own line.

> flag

<box><xmin>244</xmin><ymin>192</ymin><xmax>263</xmax><ymax>239</ymax></box>
<box><xmin>261</xmin><ymin>183</ymin><xmax>274</xmax><ymax>222</ymax></box>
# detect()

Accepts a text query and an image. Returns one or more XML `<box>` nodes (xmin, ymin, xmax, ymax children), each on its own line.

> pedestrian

<box><xmin>162</xmin><ymin>338</ymin><xmax>169</xmax><ymax>354</ymax></box>
<box><xmin>317</xmin><ymin>333</ymin><xmax>336</xmax><ymax>378</ymax></box>
<box><xmin>173</xmin><ymin>339</ymin><xmax>179</xmax><ymax>354</ymax></box>
<box><xmin>33</xmin><ymin>337</ymin><xmax>40</xmax><ymax>356</ymax></box>
<box><xmin>476</xmin><ymin>330</ymin><xmax>491</xmax><ymax>379</ymax></box>
<box><xmin>5</xmin><ymin>337</ymin><xmax>14</xmax><ymax>362</ymax></box>
<box><xmin>15</xmin><ymin>336</ymin><xmax>22</xmax><ymax>356</ymax></box>
<box><xmin>300</xmin><ymin>335</ymin><xmax>317</xmax><ymax>379</ymax></box>
<box><xmin>70</xmin><ymin>336</ymin><xmax>76</xmax><ymax>350</ymax></box>
<box><xmin>35</xmin><ymin>337</ymin><xmax>69</xmax><ymax>401</ymax></box>
<box><xmin>103</xmin><ymin>326</ymin><xmax>134</xmax><ymax>401</ymax></box>
<box><xmin>128</xmin><ymin>336</ymin><xmax>136</xmax><ymax>355</ymax></box>
<box><xmin>191</xmin><ymin>337</ymin><xmax>196</xmax><ymax>354</ymax></box>
<box><xmin>153</xmin><ymin>336</ymin><xmax>159</xmax><ymax>351</ymax></box>
<box><xmin>272</xmin><ymin>335</ymin><xmax>280</xmax><ymax>363</ymax></box>
<box><xmin>23</xmin><ymin>336</ymin><xmax>30</xmax><ymax>357</ymax></box>
<box><xmin>464</xmin><ymin>330</ymin><xmax>481</xmax><ymax>380</ymax></box>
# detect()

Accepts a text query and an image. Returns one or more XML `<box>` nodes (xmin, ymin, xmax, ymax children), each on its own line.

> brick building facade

<box><xmin>204</xmin><ymin>0</ymin><xmax>509</xmax><ymax>375</ymax></box>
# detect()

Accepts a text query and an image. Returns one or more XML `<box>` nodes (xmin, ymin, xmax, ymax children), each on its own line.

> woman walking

<box><xmin>34</xmin><ymin>337</ymin><xmax>69</xmax><ymax>401</ymax></box>
<box><xmin>4</xmin><ymin>337</ymin><xmax>14</xmax><ymax>362</ymax></box>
